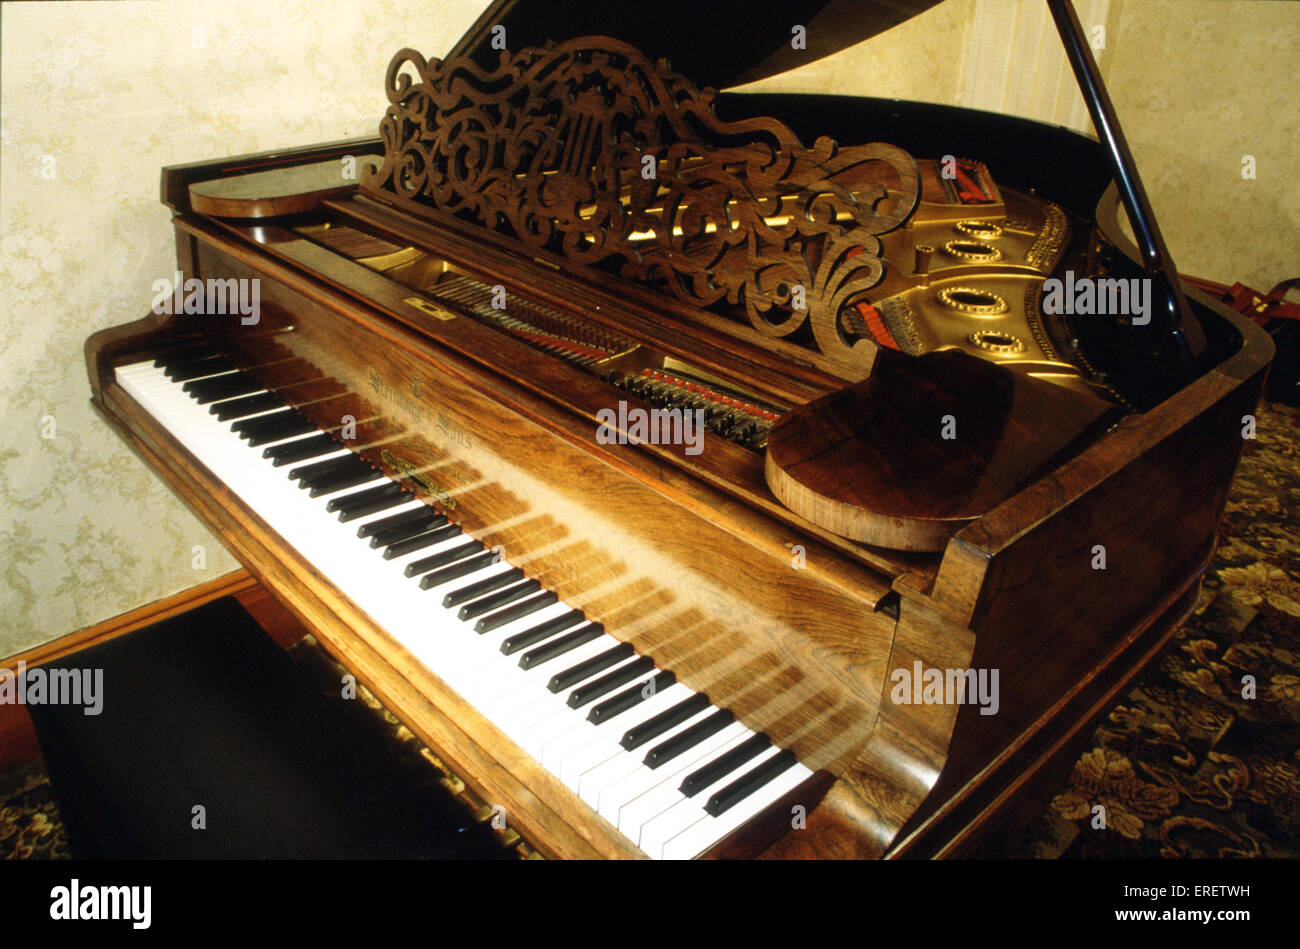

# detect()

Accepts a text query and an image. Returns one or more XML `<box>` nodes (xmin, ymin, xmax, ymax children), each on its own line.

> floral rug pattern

<box><xmin>1014</xmin><ymin>398</ymin><xmax>1300</xmax><ymax>857</ymax></box>
<box><xmin>0</xmin><ymin>762</ymin><xmax>70</xmax><ymax>860</ymax></box>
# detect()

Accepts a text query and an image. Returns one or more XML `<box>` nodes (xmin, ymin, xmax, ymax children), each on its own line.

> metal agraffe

<box><xmin>364</xmin><ymin>37</ymin><xmax>921</xmax><ymax>370</ymax></box>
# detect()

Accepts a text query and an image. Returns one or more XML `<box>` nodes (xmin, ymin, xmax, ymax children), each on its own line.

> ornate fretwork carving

<box><xmin>363</xmin><ymin>38</ymin><xmax>921</xmax><ymax>371</ymax></box>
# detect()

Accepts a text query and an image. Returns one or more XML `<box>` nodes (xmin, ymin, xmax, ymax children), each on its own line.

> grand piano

<box><xmin>84</xmin><ymin>0</ymin><xmax>1273</xmax><ymax>858</ymax></box>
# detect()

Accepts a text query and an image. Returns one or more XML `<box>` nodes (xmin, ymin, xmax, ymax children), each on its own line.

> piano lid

<box><xmin>449</xmin><ymin>0</ymin><xmax>943</xmax><ymax>90</ymax></box>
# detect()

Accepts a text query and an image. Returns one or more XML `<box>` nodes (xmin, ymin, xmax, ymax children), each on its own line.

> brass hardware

<box><xmin>403</xmin><ymin>296</ymin><xmax>458</xmax><ymax>321</ymax></box>
<box><xmin>937</xmin><ymin>287</ymin><xmax>1008</xmax><ymax>315</ymax></box>
<box><xmin>968</xmin><ymin>330</ymin><xmax>1026</xmax><ymax>354</ymax></box>
<box><xmin>942</xmin><ymin>240</ymin><xmax>1002</xmax><ymax>262</ymax></box>
<box><xmin>954</xmin><ymin>221</ymin><xmax>1003</xmax><ymax>238</ymax></box>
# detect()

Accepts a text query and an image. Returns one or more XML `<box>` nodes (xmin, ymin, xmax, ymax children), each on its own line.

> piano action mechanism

<box><xmin>86</xmin><ymin>0</ymin><xmax>1272</xmax><ymax>858</ymax></box>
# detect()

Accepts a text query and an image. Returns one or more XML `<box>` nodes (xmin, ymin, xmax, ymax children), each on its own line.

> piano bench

<box><xmin>27</xmin><ymin>596</ymin><xmax>510</xmax><ymax>859</ymax></box>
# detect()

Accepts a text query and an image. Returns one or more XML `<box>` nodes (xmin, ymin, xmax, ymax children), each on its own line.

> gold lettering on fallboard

<box><xmin>368</xmin><ymin>370</ymin><xmax>473</xmax><ymax>451</ymax></box>
<box><xmin>436</xmin><ymin>410</ymin><xmax>473</xmax><ymax>450</ymax></box>
<box><xmin>367</xmin><ymin>370</ymin><xmax>423</xmax><ymax>422</ymax></box>
<box><xmin>381</xmin><ymin>449</ymin><xmax>457</xmax><ymax>509</ymax></box>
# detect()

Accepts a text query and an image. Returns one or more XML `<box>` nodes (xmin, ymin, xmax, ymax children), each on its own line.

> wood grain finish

<box><xmin>877</xmin><ymin>306</ymin><xmax>1271</xmax><ymax>856</ymax></box>
<box><xmin>188</xmin><ymin>155</ymin><xmax>381</xmax><ymax>218</ymax></box>
<box><xmin>160</xmin><ymin>136</ymin><xmax>379</xmax><ymax>215</ymax></box>
<box><xmin>188</xmin><ymin>208</ymin><xmax>934</xmax><ymax>587</ymax></box>
<box><xmin>891</xmin><ymin>573</ymin><xmax>1204</xmax><ymax>857</ymax></box>
<box><xmin>764</xmin><ymin>349</ymin><xmax>1122</xmax><ymax>551</ymax></box>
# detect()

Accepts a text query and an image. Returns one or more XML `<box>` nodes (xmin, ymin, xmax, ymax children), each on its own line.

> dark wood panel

<box><xmin>161</xmin><ymin>137</ymin><xmax>379</xmax><ymax>215</ymax></box>
<box><xmin>188</xmin><ymin>156</ymin><xmax>380</xmax><ymax>218</ymax></box>
<box><xmin>765</xmin><ymin>350</ymin><xmax>1121</xmax><ymax>551</ymax></box>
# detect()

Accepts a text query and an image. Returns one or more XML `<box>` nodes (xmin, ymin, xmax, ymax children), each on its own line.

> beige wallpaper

<box><xmin>735</xmin><ymin>0</ymin><xmax>978</xmax><ymax>102</ymax></box>
<box><xmin>1101</xmin><ymin>0</ymin><xmax>1299</xmax><ymax>290</ymax></box>
<box><xmin>740</xmin><ymin>0</ymin><xmax>1299</xmax><ymax>289</ymax></box>
<box><xmin>2</xmin><ymin>0</ymin><xmax>1296</xmax><ymax>657</ymax></box>
<box><xmin>0</xmin><ymin>0</ymin><xmax>482</xmax><ymax>656</ymax></box>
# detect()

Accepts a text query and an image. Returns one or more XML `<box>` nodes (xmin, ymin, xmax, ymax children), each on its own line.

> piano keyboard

<box><xmin>116</xmin><ymin>350</ymin><xmax>814</xmax><ymax>859</ymax></box>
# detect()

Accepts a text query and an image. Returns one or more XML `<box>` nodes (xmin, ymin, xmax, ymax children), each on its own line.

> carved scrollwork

<box><xmin>364</xmin><ymin>37</ymin><xmax>921</xmax><ymax>370</ymax></box>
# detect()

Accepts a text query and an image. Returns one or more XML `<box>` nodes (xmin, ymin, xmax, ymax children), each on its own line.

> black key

<box><xmin>567</xmin><ymin>655</ymin><xmax>655</xmax><ymax>709</ymax></box>
<box><xmin>245</xmin><ymin>414</ymin><xmax>317</xmax><ymax>447</ymax></box>
<box><xmin>327</xmin><ymin>482</ymin><xmax>406</xmax><ymax>520</ymax></box>
<box><xmin>382</xmin><ymin>524</ymin><xmax>460</xmax><ymax>560</ymax></box>
<box><xmin>158</xmin><ymin>346</ymin><xmax>218</xmax><ymax>364</ymax></box>
<box><xmin>326</xmin><ymin>480</ymin><xmax>402</xmax><ymax>513</ymax></box>
<box><xmin>680</xmin><ymin>733</ymin><xmax>771</xmax><ymax>797</ymax></box>
<box><xmin>167</xmin><ymin>356</ymin><xmax>233</xmax><ymax>381</ymax></box>
<box><xmin>419</xmin><ymin>551</ymin><xmax>501</xmax><ymax>590</ymax></box>
<box><xmin>519</xmin><ymin>623</ymin><xmax>603</xmax><ymax>670</ymax></box>
<box><xmin>233</xmin><ymin>408</ymin><xmax>297</xmax><ymax>434</ymax></box>
<box><xmin>442</xmin><ymin>569</ymin><xmax>525</xmax><ymax>608</ymax></box>
<box><xmin>299</xmin><ymin>452</ymin><xmax>366</xmax><ymax>480</ymax></box>
<box><xmin>264</xmin><ymin>434</ymin><xmax>336</xmax><ymax>466</ymax></box>
<box><xmin>588</xmin><ymin>671</ymin><xmax>675</xmax><ymax>724</ymax></box>
<box><xmin>475</xmin><ymin>591</ymin><xmax>558</xmax><ymax>634</ymax></box>
<box><xmin>456</xmin><ymin>579</ymin><xmax>539</xmax><ymax>621</ymax></box>
<box><xmin>248</xmin><ymin>418</ymin><xmax>319</xmax><ymax>449</ymax></box>
<box><xmin>338</xmin><ymin>492</ymin><xmax>409</xmax><ymax>522</ymax></box>
<box><xmin>289</xmin><ymin>453</ymin><xmax>356</xmax><ymax>483</ymax></box>
<box><xmin>620</xmin><ymin>693</ymin><xmax>711</xmax><ymax>751</ymax></box>
<box><xmin>307</xmin><ymin>464</ymin><xmax>381</xmax><ymax>498</ymax></box>
<box><xmin>644</xmin><ymin>709</ymin><xmax>734</xmax><ymax>769</ymax></box>
<box><xmin>296</xmin><ymin>455</ymin><xmax>369</xmax><ymax>487</ymax></box>
<box><xmin>214</xmin><ymin>391</ymin><xmax>282</xmax><ymax>421</ymax></box>
<box><xmin>356</xmin><ymin>505</ymin><xmax>438</xmax><ymax>538</ymax></box>
<box><xmin>500</xmin><ymin>610</ymin><xmax>585</xmax><ymax>655</ymax></box>
<box><xmin>403</xmin><ymin>541</ymin><xmax>481</xmax><ymax>578</ymax></box>
<box><xmin>362</xmin><ymin>508</ymin><xmax>442</xmax><ymax>544</ymax></box>
<box><xmin>249</xmin><ymin>419</ymin><xmax>318</xmax><ymax>448</ymax></box>
<box><xmin>704</xmin><ymin>750</ymin><xmax>798</xmax><ymax>817</ymax></box>
<box><xmin>156</xmin><ymin>346</ymin><xmax>218</xmax><ymax>370</ymax></box>
<box><xmin>168</xmin><ymin>355</ymin><xmax>231</xmax><ymax>376</ymax></box>
<box><xmin>183</xmin><ymin>372</ymin><xmax>261</xmax><ymax>404</ymax></box>
<box><xmin>547</xmin><ymin>643</ymin><xmax>634</xmax><ymax>694</ymax></box>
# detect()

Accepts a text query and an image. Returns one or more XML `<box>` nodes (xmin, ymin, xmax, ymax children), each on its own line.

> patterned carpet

<box><xmin>0</xmin><ymin>762</ymin><xmax>70</xmax><ymax>860</ymax></box>
<box><xmin>3</xmin><ymin>400</ymin><xmax>1297</xmax><ymax>861</ymax></box>
<box><xmin>1015</xmin><ymin>397</ymin><xmax>1300</xmax><ymax>858</ymax></box>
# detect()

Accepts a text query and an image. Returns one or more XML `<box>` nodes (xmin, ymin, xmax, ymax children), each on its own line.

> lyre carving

<box><xmin>364</xmin><ymin>37</ymin><xmax>921</xmax><ymax>371</ymax></box>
